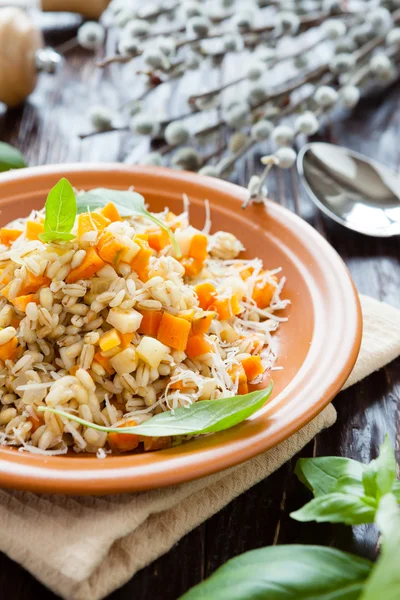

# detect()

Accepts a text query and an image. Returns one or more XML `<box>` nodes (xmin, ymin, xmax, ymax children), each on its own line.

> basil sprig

<box><xmin>291</xmin><ymin>435</ymin><xmax>399</xmax><ymax>525</ymax></box>
<box><xmin>180</xmin><ymin>545</ymin><xmax>372</xmax><ymax>600</ymax></box>
<box><xmin>76</xmin><ymin>188</ymin><xmax>181</xmax><ymax>257</ymax></box>
<box><xmin>360</xmin><ymin>493</ymin><xmax>400</xmax><ymax>600</ymax></box>
<box><xmin>39</xmin><ymin>178</ymin><xmax>77</xmax><ymax>243</ymax></box>
<box><xmin>38</xmin><ymin>384</ymin><xmax>273</xmax><ymax>438</ymax></box>
<box><xmin>179</xmin><ymin>437</ymin><xmax>400</xmax><ymax>600</ymax></box>
<box><xmin>0</xmin><ymin>142</ymin><xmax>26</xmax><ymax>172</ymax></box>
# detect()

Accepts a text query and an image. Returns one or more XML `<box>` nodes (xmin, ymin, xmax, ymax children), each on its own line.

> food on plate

<box><xmin>0</xmin><ymin>178</ymin><xmax>288</xmax><ymax>456</ymax></box>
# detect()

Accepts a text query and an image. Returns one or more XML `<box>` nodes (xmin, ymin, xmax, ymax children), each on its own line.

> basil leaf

<box><xmin>77</xmin><ymin>188</ymin><xmax>181</xmax><ymax>256</ymax></box>
<box><xmin>179</xmin><ymin>545</ymin><xmax>372</xmax><ymax>600</ymax></box>
<box><xmin>334</xmin><ymin>475</ymin><xmax>366</xmax><ymax>497</ymax></box>
<box><xmin>295</xmin><ymin>457</ymin><xmax>364</xmax><ymax>497</ymax></box>
<box><xmin>290</xmin><ymin>493</ymin><xmax>376</xmax><ymax>525</ymax></box>
<box><xmin>360</xmin><ymin>494</ymin><xmax>400</xmax><ymax>600</ymax></box>
<box><xmin>0</xmin><ymin>142</ymin><xmax>26</xmax><ymax>172</ymax></box>
<box><xmin>39</xmin><ymin>178</ymin><xmax>77</xmax><ymax>243</ymax></box>
<box><xmin>38</xmin><ymin>383</ymin><xmax>273</xmax><ymax>438</ymax></box>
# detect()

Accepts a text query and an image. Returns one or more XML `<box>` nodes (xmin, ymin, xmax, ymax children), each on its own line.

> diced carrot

<box><xmin>195</xmin><ymin>282</ymin><xmax>216</xmax><ymax>310</ymax></box>
<box><xmin>93</xmin><ymin>351</ymin><xmax>115</xmax><ymax>375</ymax></box>
<box><xmin>138</xmin><ymin>310</ymin><xmax>163</xmax><ymax>337</ymax></box>
<box><xmin>108</xmin><ymin>419</ymin><xmax>140</xmax><ymax>452</ymax></box>
<box><xmin>12</xmin><ymin>294</ymin><xmax>37</xmax><ymax>313</ymax></box>
<box><xmin>26</xmin><ymin>220</ymin><xmax>44</xmax><ymax>241</ymax></box>
<box><xmin>0</xmin><ymin>267</ymin><xmax>14</xmax><ymax>285</ymax></box>
<box><xmin>157</xmin><ymin>312</ymin><xmax>191</xmax><ymax>352</ymax></box>
<box><xmin>99</xmin><ymin>329</ymin><xmax>121</xmax><ymax>352</ymax></box>
<box><xmin>10</xmin><ymin>316</ymin><xmax>21</xmax><ymax>329</ymax></box>
<box><xmin>180</xmin><ymin>257</ymin><xmax>204</xmax><ymax>278</ymax></box>
<box><xmin>28</xmin><ymin>411</ymin><xmax>44</xmax><ymax>434</ymax></box>
<box><xmin>169</xmin><ymin>379</ymin><xmax>185</xmax><ymax>390</ymax></box>
<box><xmin>119</xmin><ymin>332</ymin><xmax>134</xmax><ymax>349</ymax></box>
<box><xmin>147</xmin><ymin>228</ymin><xmax>170</xmax><ymax>252</ymax></box>
<box><xmin>101</xmin><ymin>202</ymin><xmax>122</xmax><ymax>222</ymax></box>
<box><xmin>241</xmin><ymin>355</ymin><xmax>264</xmax><ymax>382</ymax></box>
<box><xmin>185</xmin><ymin>334</ymin><xmax>213</xmax><ymax>358</ymax></box>
<box><xmin>252</xmin><ymin>275</ymin><xmax>277</xmax><ymax>309</ymax></box>
<box><xmin>19</xmin><ymin>273</ymin><xmax>51</xmax><ymax>296</ymax></box>
<box><xmin>228</xmin><ymin>363</ymin><xmax>248</xmax><ymax>395</ymax></box>
<box><xmin>209</xmin><ymin>294</ymin><xmax>241</xmax><ymax>320</ymax></box>
<box><xmin>66</xmin><ymin>247</ymin><xmax>105</xmax><ymax>283</ymax></box>
<box><xmin>97</xmin><ymin>231</ymin><xmax>127</xmax><ymax>265</ymax></box>
<box><xmin>238</xmin><ymin>266</ymin><xmax>254</xmax><ymax>280</ymax></box>
<box><xmin>0</xmin><ymin>337</ymin><xmax>18</xmax><ymax>362</ymax></box>
<box><xmin>142</xmin><ymin>436</ymin><xmax>173</xmax><ymax>451</ymax></box>
<box><xmin>77</xmin><ymin>212</ymin><xmax>110</xmax><ymax>238</ymax></box>
<box><xmin>134</xmin><ymin>233</ymin><xmax>149</xmax><ymax>242</ymax></box>
<box><xmin>0</xmin><ymin>282</ymin><xmax>11</xmax><ymax>300</ymax></box>
<box><xmin>69</xmin><ymin>365</ymin><xmax>79</xmax><ymax>376</ymax></box>
<box><xmin>188</xmin><ymin>233</ymin><xmax>208</xmax><ymax>262</ymax></box>
<box><xmin>191</xmin><ymin>311</ymin><xmax>215</xmax><ymax>335</ymax></box>
<box><xmin>0</xmin><ymin>228</ymin><xmax>22</xmax><ymax>246</ymax></box>
<box><xmin>131</xmin><ymin>238</ymin><xmax>152</xmax><ymax>282</ymax></box>
<box><xmin>164</xmin><ymin>211</ymin><xmax>181</xmax><ymax>231</ymax></box>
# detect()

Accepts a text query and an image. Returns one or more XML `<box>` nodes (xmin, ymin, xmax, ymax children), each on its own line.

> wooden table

<box><xmin>0</xmin><ymin>13</ymin><xmax>399</xmax><ymax>600</ymax></box>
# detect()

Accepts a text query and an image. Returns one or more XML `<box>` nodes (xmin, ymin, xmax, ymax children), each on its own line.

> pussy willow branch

<box><xmin>187</xmin><ymin>34</ymin><xmax>326</xmax><ymax>105</ymax></box>
<box><xmin>97</xmin><ymin>9</ymin><xmax>342</xmax><ymax>69</ymax></box>
<box><xmin>216</xmin><ymin>75</ymin><xmax>335</xmax><ymax>178</ymax></box>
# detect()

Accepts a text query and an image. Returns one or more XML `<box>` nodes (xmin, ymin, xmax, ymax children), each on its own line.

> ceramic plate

<box><xmin>0</xmin><ymin>165</ymin><xmax>362</xmax><ymax>494</ymax></box>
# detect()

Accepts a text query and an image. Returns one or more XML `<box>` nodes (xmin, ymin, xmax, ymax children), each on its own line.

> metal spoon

<box><xmin>297</xmin><ymin>142</ymin><xmax>400</xmax><ymax>237</ymax></box>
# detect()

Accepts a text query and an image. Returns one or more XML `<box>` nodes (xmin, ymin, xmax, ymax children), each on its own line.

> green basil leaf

<box><xmin>0</xmin><ymin>142</ymin><xmax>26</xmax><ymax>172</ymax></box>
<box><xmin>39</xmin><ymin>178</ymin><xmax>77</xmax><ymax>243</ymax></box>
<box><xmin>179</xmin><ymin>545</ymin><xmax>372</xmax><ymax>600</ymax></box>
<box><xmin>294</xmin><ymin>457</ymin><xmax>364</xmax><ymax>497</ymax></box>
<box><xmin>334</xmin><ymin>475</ymin><xmax>366</xmax><ymax>497</ymax></box>
<box><xmin>393</xmin><ymin>480</ymin><xmax>400</xmax><ymax>502</ymax></box>
<box><xmin>38</xmin><ymin>383</ymin><xmax>273</xmax><ymax>438</ymax></box>
<box><xmin>39</xmin><ymin>232</ymin><xmax>76</xmax><ymax>242</ymax></box>
<box><xmin>360</xmin><ymin>494</ymin><xmax>400</xmax><ymax>600</ymax></box>
<box><xmin>77</xmin><ymin>188</ymin><xmax>181</xmax><ymax>257</ymax></box>
<box><xmin>290</xmin><ymin>493</ymin><xmax>376</xmax><ymax>525</ymax></box>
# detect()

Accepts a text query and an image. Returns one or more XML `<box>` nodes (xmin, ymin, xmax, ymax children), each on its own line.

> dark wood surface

<box><xmin>0</xmin><ymin>13</ymin><xmax>399</xmax><ymax>600</ymax></box>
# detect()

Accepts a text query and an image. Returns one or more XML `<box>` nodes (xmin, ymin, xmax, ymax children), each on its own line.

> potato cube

<box><xmin>110</xmin><ymin>347</ymin><xmax>138</xmax><ymax>375</ymax></box>
<box><xmin>107</xmin><ymin>308</ymin><xmax>143</xmax><ymax>333</ymax></box>
<box><xmin>136</xmin><ymin>335</ymin><xmax>168</xmax><ymax>369</ymax></box>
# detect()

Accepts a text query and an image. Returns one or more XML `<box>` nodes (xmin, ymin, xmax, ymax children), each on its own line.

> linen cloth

<box><xmin>1</xmin><ymin>294</ymin><xmax>400</xmax><ymax>600</ymax></box>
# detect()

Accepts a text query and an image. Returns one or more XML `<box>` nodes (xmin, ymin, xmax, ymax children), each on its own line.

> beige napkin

<box><xmin>1</xmin><ymin>294</ymin><xmax>400</xmax><ymax>600</ymax></box>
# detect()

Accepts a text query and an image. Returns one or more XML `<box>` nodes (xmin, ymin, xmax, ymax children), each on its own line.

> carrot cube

<box><xmin>138</xmin><ymin>310</ymin><xmax>163</xmax><ymax>337</ymax></box>
<box><xmin>157</xmin><ymin>312</ymin><xmax>191</xmax><ymax>352</ymax></box>
<box><xmin>185</xmin><ymin>334</ymin><xmax>213</xmax><ymax>358</ymax></box>
<box><xmin>194</xmin><ymin>282</ymin><xmax>216</xmax><ymax>309</ymax></box>
<box><xmin>209</xmin><ymin>294</ymin><xmax>241</xmax><ymax>320</ymax></box>
<box><xmin>66</xmin><ymin>247</ymin><xmax>105</xmax><ymax>283</ymax></box>
<box><xmin>108</xmin><ymin>419</ymin><xmax>140</xmax><ymax>452</ymax></box>
<box><xmin>0</xmin><ymin>228</ymin><xmax>22</xmax><ymax>246</ymax></box>
<box><xmin>101</xmin><ymin>202</ymin><xmax>122</xmax><ymax>222</ymax></box>
<box><xmin>26</xmin><ymin>221</ymin><xmax>44</xmax><ymax>241</ymax></box>
<box><xmin>77</xmin><ymin>212</ymin><xmax>110</xmax><ymax>238</ymax></box>
<box><xmin>241</xmin><ymin>355</ymin><xmax>264</xmax><ymax>382</ymax></box>
<box><xmin>188</xmin><ymin>233</ymin><xmax>208</xmax><ymax>262</ymax></box>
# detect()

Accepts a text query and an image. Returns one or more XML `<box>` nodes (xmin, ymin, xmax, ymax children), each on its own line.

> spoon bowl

<box><xmin>297</xmin><ymin>142</ymin><xmax>400</xmax><ymax>237</ymax></box>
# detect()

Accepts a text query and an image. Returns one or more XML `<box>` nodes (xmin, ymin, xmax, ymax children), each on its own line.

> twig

<box><xmin>79</xmin><ymin>126</ymin><xmax>128</xmax><ymax>140</ymax></box>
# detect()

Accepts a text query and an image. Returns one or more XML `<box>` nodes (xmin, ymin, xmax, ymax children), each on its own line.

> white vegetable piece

<box><xmin>199</xmin><ymin>378</ymin><xmax>218</xmax><ymax>400</ymax></box>
<box><xmin>110</xmin><ymin>347</ymin><xmax>138</xmax><ymax>375</ymax></box>
<box><xmin>174</xmin><ymin>226</ymin><xmax>200</xmax><ymax>256</ymax></box>
<box><xmin>107</xmin><ymin>308</ymin><xmax>143</xmax><ymax>333</ymax></box>
<box><xmin>136</xmin><ymin>336</ymin><xmax>168</xmax><ymax>369</ymax></box>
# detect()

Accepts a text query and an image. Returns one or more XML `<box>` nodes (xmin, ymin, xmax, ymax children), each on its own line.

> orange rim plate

<box><xmin>0</xmin><ymin>165</ymin><xmax>362</xmax><ymax>495</ymax></box>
